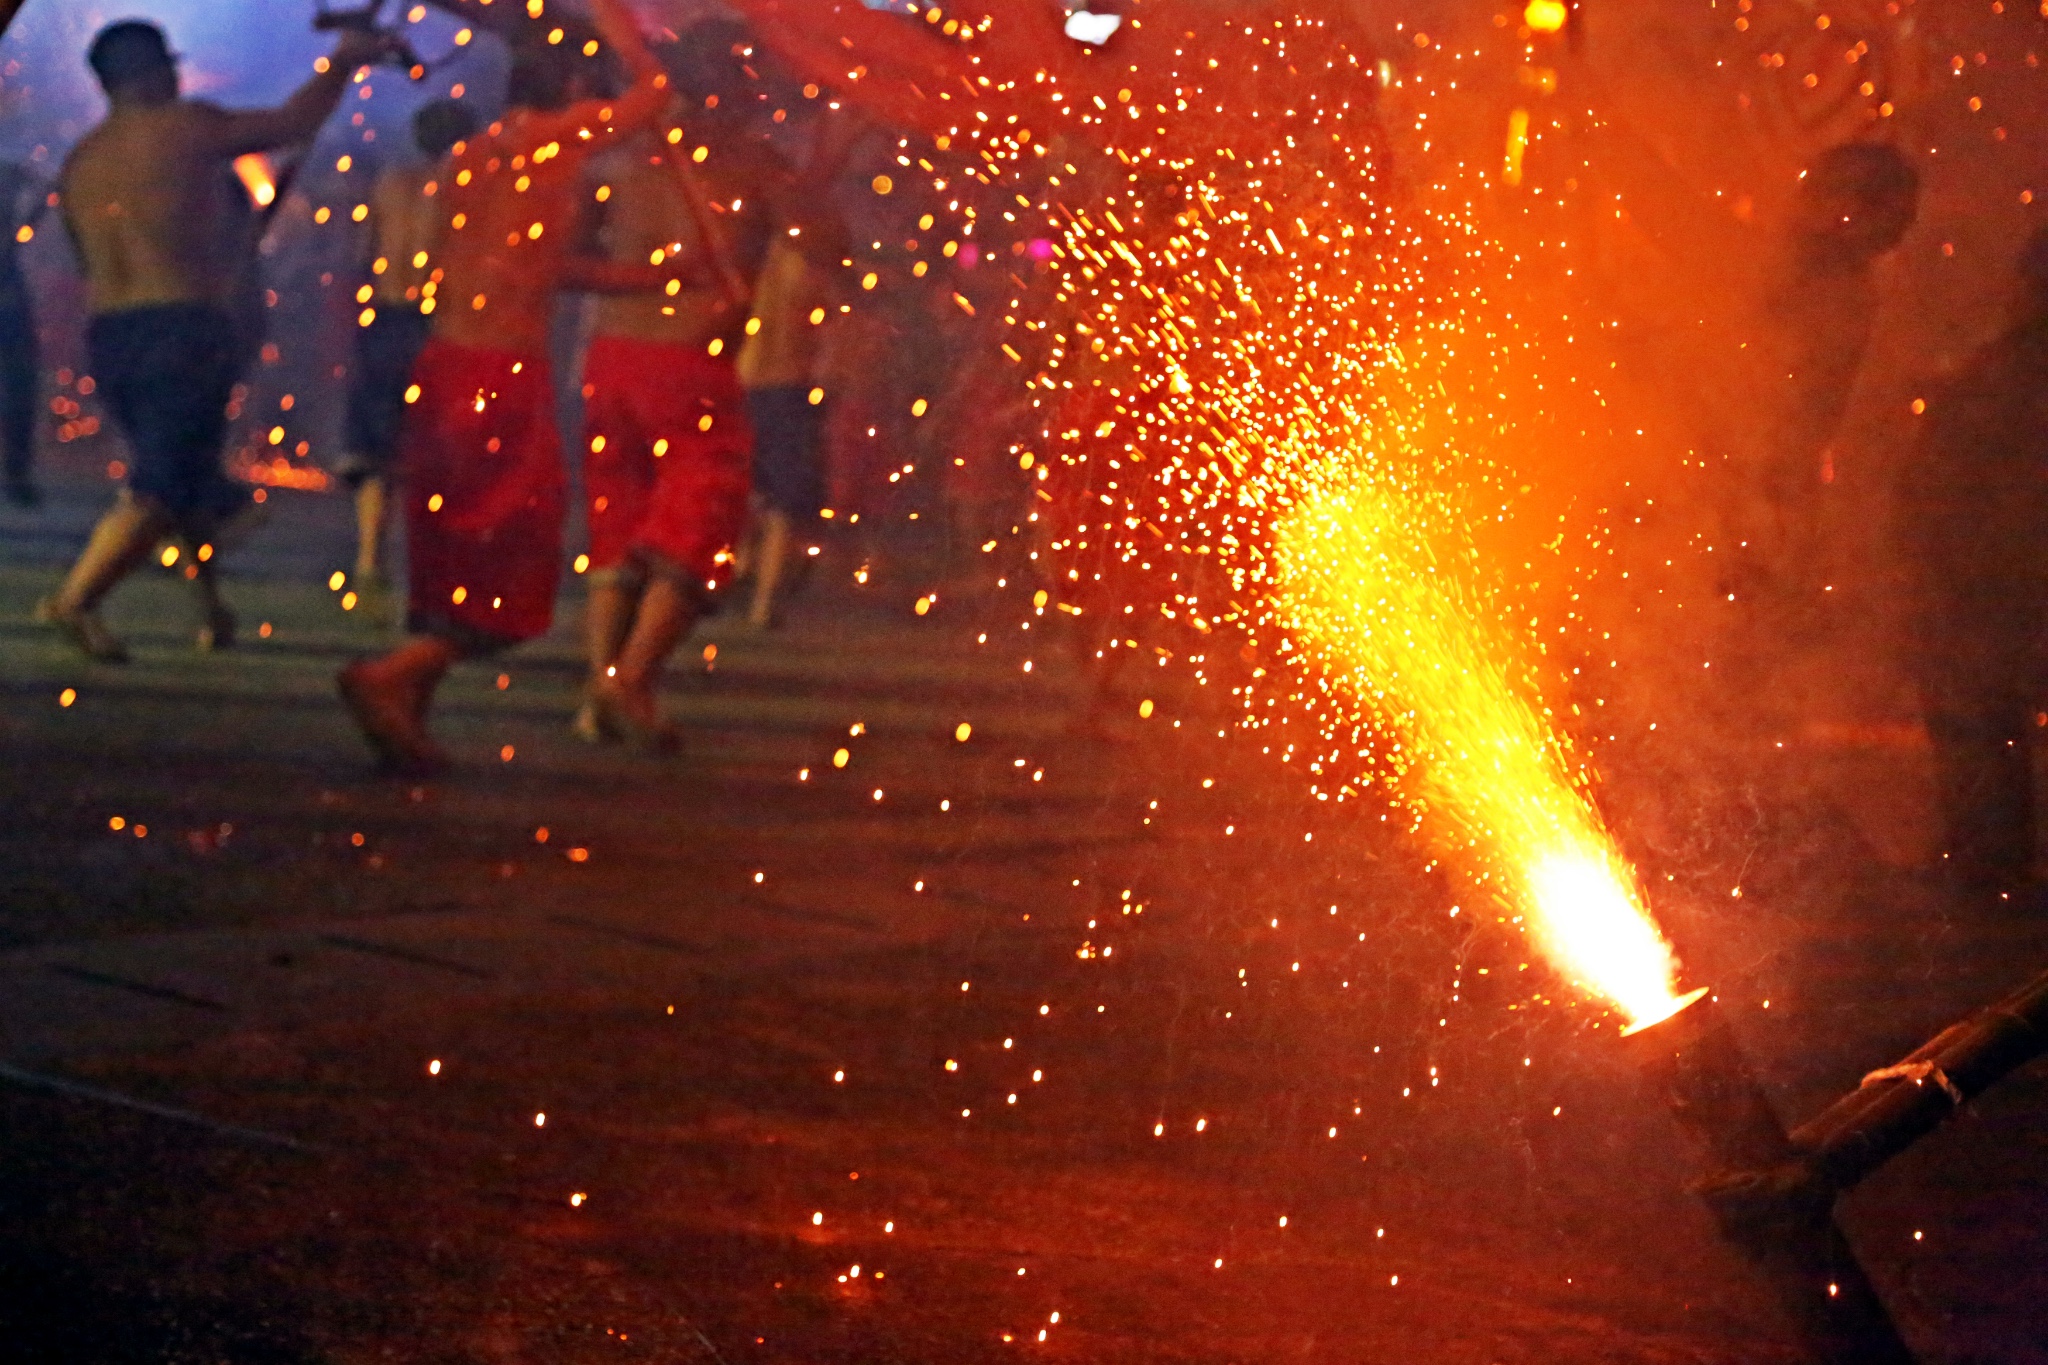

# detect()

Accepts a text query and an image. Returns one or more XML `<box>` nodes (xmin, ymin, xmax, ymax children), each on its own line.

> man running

<box><xmin>338</xmin><ymin>98</ymin><xmax>479</xmax><ymax>588</ymax></box>
<box><xmin>338</xmin><ymin>0</ymin><xmax>670</xmax><ymax>771</ymax></box>
<box><xmin>40</xmin><ymin>19</ymin><xmax>398</xmax><ymax>660</ymax></box>
<box><xmin>736</xmin><ymin>164</ymin><xmax>843</xmax><ymax>632</ymax></box>
<box><xmin>575</xmin><ymin>121</ymin><xmax>759</xmax><ymax>746</ymax></box>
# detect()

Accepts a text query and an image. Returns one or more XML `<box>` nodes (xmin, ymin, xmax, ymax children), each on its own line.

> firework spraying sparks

<box><xmin>1273</xmin><ymin>481</ymin><xmax>1686</xmax><ymax>1030</ymax></box>
<box><xmin>863</xmin><ymin>13</ymin><xmax>1692</xmax><ymax>1028</ymax></box>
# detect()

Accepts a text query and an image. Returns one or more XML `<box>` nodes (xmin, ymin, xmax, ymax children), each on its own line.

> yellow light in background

<box><xmin>233</xmin><ymin>153</ymin><xmax>277</xmax><ymax>208</ymax></box>
<box><xmin>1524</xmin><ymin>0</ymin><xmax>1569</xmax><ymax>33</ymax></box>
<box><xmin>1503</xmin><ymin>107</ymin><xmax>1531</xmax><ymax>186</ymax></box>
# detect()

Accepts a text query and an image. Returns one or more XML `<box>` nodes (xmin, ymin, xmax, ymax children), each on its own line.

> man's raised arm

<box><xmin>203</xmin><ymin>29</ymin><xmax>403</xmax><ymax>160</ymax></box>
<box><xmin>568</xmin><ymin>0</ymin><xmax>669</xmax><ymax>139</ymax></box>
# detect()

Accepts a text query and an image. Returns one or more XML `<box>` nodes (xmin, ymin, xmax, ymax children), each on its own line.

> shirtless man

<box><xmin>575</xmin><ymin>122</ymin><xmax>759</xmax><ymax>745</ymax></box>
<box><xmin>338</xmin><ymin>0</ymin><xmax>669</xmax><ymax>771</ymax></box>
<box><xmin>339</xmin><ymin>98</ymin><xmax>478</xmax><ymax>588</ymax></box>
<box><xmin>40</xmin><ymin>19</ymin><xmax>398</xmax><ymax>660</ymax></box>
<box><xmin>736</xmin><ymin>160</ymin><xmax>844</xmax><ymax>632</ymax></box>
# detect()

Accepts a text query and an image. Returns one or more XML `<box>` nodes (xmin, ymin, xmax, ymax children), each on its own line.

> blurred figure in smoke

<box><xmin>0</xmin><ymin>160</ymin><xmax>41</xmax><ymax>509</ymax></box>
<box><xmin>1749</xmin><ymin>142</ymin><xmax>1919</xmax><ymax>597</ymax></box>
<box><xmin>37</xmin><ymin>19</ymin><xmax>396</xmax><ymax>661</ymax></box>
<box><xmin>573</xmin><ymin>112</ymin><xmax>760</xmax><ymax>747</ymax></box>
<box><xmin>338</xmin><ymin>98</ymin><xmax>479</xmax><ymax>591</ymax></box>
<box><xmin>1897</xmin><ymin>225</ymin><xmax>2048</xmax><ymax>893</ymax></box>
<box><xmin>736</xmin><ymin>145</ymin><xmax>847</xmax><ymax>632</ymax></box>
<box><xmin>338</xmin><ymin>0</ymin><xmax>669</xmax><ymax>772</ymax></box>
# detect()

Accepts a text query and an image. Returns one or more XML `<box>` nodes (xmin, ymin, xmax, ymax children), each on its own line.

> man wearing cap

<box><xmin>39</xmin><ymin>18</ymin><xmax>399</xmax><ymax>660</ymax></box>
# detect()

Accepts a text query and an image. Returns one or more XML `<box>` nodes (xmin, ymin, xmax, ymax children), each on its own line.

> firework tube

<box><xmin>1621</xmin><ymin>989</ymin><xmax>1916</xmax><ymax>1364</ymax></box>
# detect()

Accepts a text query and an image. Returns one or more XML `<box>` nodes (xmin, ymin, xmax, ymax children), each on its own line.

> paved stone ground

<box><xmin>2</xmin><ymin>445</ymin><xmax>2045</xmax><ymax>1364</ymax></box>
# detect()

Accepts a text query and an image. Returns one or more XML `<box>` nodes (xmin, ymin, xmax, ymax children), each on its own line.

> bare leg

<box><xmin>574</xmin><ymin>570</ymin><xmax>639</xmax><ymax>742</ymax></box>
<box><xmin>37</xmin><ymin>491</ymin><xmax>171</xmax><ymax>661</ymax></box>
<box><xmin>338</xmin><ymin>634</ymin><xmax>460</xmax><ymax>771</ymax></box>
<box><xmin>746</xmin><ymin>508</ymin><xmax>793</xmax><ymax>629</ymax></box>
<box><xmin>190</xmin><ymin>552</ymin><xmax>236</xmax><ymax>651</ymax></box>
<box><xmin>583</xmin><ymin>573</ymin><xmax>639</xmax><ymax>681</ymax></box>
<box><xmin>353</xmin><ymin>475</ymin><xmax>388</xmax><ymax>584</ymax></box>
<box><xmin>602</xmin><ymin>574</ymin><xmax>697</xmax><ymax>747</ymax></box>
<box><xmin>54</xmin><ymin>491</ymin><xmax>168</xmax><ymax>615</ymax></box>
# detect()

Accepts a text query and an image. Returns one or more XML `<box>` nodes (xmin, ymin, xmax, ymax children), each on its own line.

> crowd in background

<box><xmin>0</xmin><ymin>3</ymin><xmax>1054</xmax><ymax>771</ymax></box>
<box><xmin>8</xmin><ymin>0</ymin><xmax>2048</xmax><ymax>892</ymax></box>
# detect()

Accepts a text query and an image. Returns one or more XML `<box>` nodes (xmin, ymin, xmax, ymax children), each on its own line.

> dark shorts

<box><xmin>87</xmin><ymin>303</ymin><xmax>246</xmax><ymax>524</ymax></box>
<box><xmin>0</xmin><ymin>302</ymin><xmax>35</xmax><ymax>481</ymax></box>
<box><xmin>746</xmin><ymin>385</ymin><xmax>825</xmax><ymax>519</ymax></box>
<box><xmin>341</xmin><ymin>305</ymin><xmax>433</xmax><ymax>485</ymax></box>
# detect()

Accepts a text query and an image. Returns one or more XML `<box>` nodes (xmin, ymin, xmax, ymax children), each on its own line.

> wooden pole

<box><xmin>1791</xmin><ymin>965</ymin><xmax>2048</xmax><ymax>1194</ymax></box>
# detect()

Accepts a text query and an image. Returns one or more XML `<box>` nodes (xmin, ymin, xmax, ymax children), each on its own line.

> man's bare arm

<box><xmin>203</xmin><ymin>30</ymin><xmax>401</xmax><ymax>159</ymax></box>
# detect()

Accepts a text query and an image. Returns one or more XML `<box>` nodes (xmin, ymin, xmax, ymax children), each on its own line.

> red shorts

<box><xmin>399</xmin><ymin>337</ymin><xmax>566</xmax><ymax>646</ymax></box>
<box><xmin>582</xmin><ymin>335</ymin><xmax>752</xmax><ymax>584</ymax></box>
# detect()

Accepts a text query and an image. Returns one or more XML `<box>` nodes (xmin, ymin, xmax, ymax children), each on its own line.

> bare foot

<box><xmin>197</xmin><ymin>605</ymin><xmax>237</xmax><ymax>652</ymax></box>
<box><xmin>592</xmin><ymin>679</ymin><xmax>681</xmax><ymax>754</ymax></box>
<box><xmin>35</xmin><ymin>595</ymin><xmax>129</xmax><ymax>663</ymax></box>
<box><xmin>571</xmin><ymin>690</ymin><xmax>623</xmax><ymax>745</ymax></box>
<box><xmin>339</xmin><ymin>660</ymin><xmax>450</xmax><ymax>774</ymax></box>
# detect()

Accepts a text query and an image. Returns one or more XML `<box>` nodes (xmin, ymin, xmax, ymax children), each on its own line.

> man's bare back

<box><xmin>589</xmin><ymin>141</ymin><xmax>753</xmax><ymax>351</ymax></box>
<box><xmin>429</xmin><ymin>11</ymin><xmax>669</xmax><ymax>356</ymax></box>
<box><xmin>62</xmin><ymin>72</ymin><xmax>362</xmax><ymax>318</ymax></box>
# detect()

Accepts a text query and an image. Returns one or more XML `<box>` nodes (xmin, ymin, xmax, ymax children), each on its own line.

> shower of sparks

<box><xmin>906</xmin><ymin>14</ymin><xmax>1687</xmax><ymax>1026</ymax></box>
<box><xmin>1274</xmin><ymin>481</ymin><xmax>1682</xmax><ymax>1028</ymax></box>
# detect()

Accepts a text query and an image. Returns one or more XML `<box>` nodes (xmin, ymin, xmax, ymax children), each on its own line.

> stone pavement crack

<box><xmin>50</xmin><ymin>963</ymin><xmax>229</xmax><ymax>1010</ymax></box>
<box><xmin>317</xmin><ymin>932</ymin><xmax>495</xmax><ymax>978</ymax></box>
<box><xmin>0</xmin><ymin>1061</ymin><xmax>318</xmax><ymax>1153</ymax></box>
